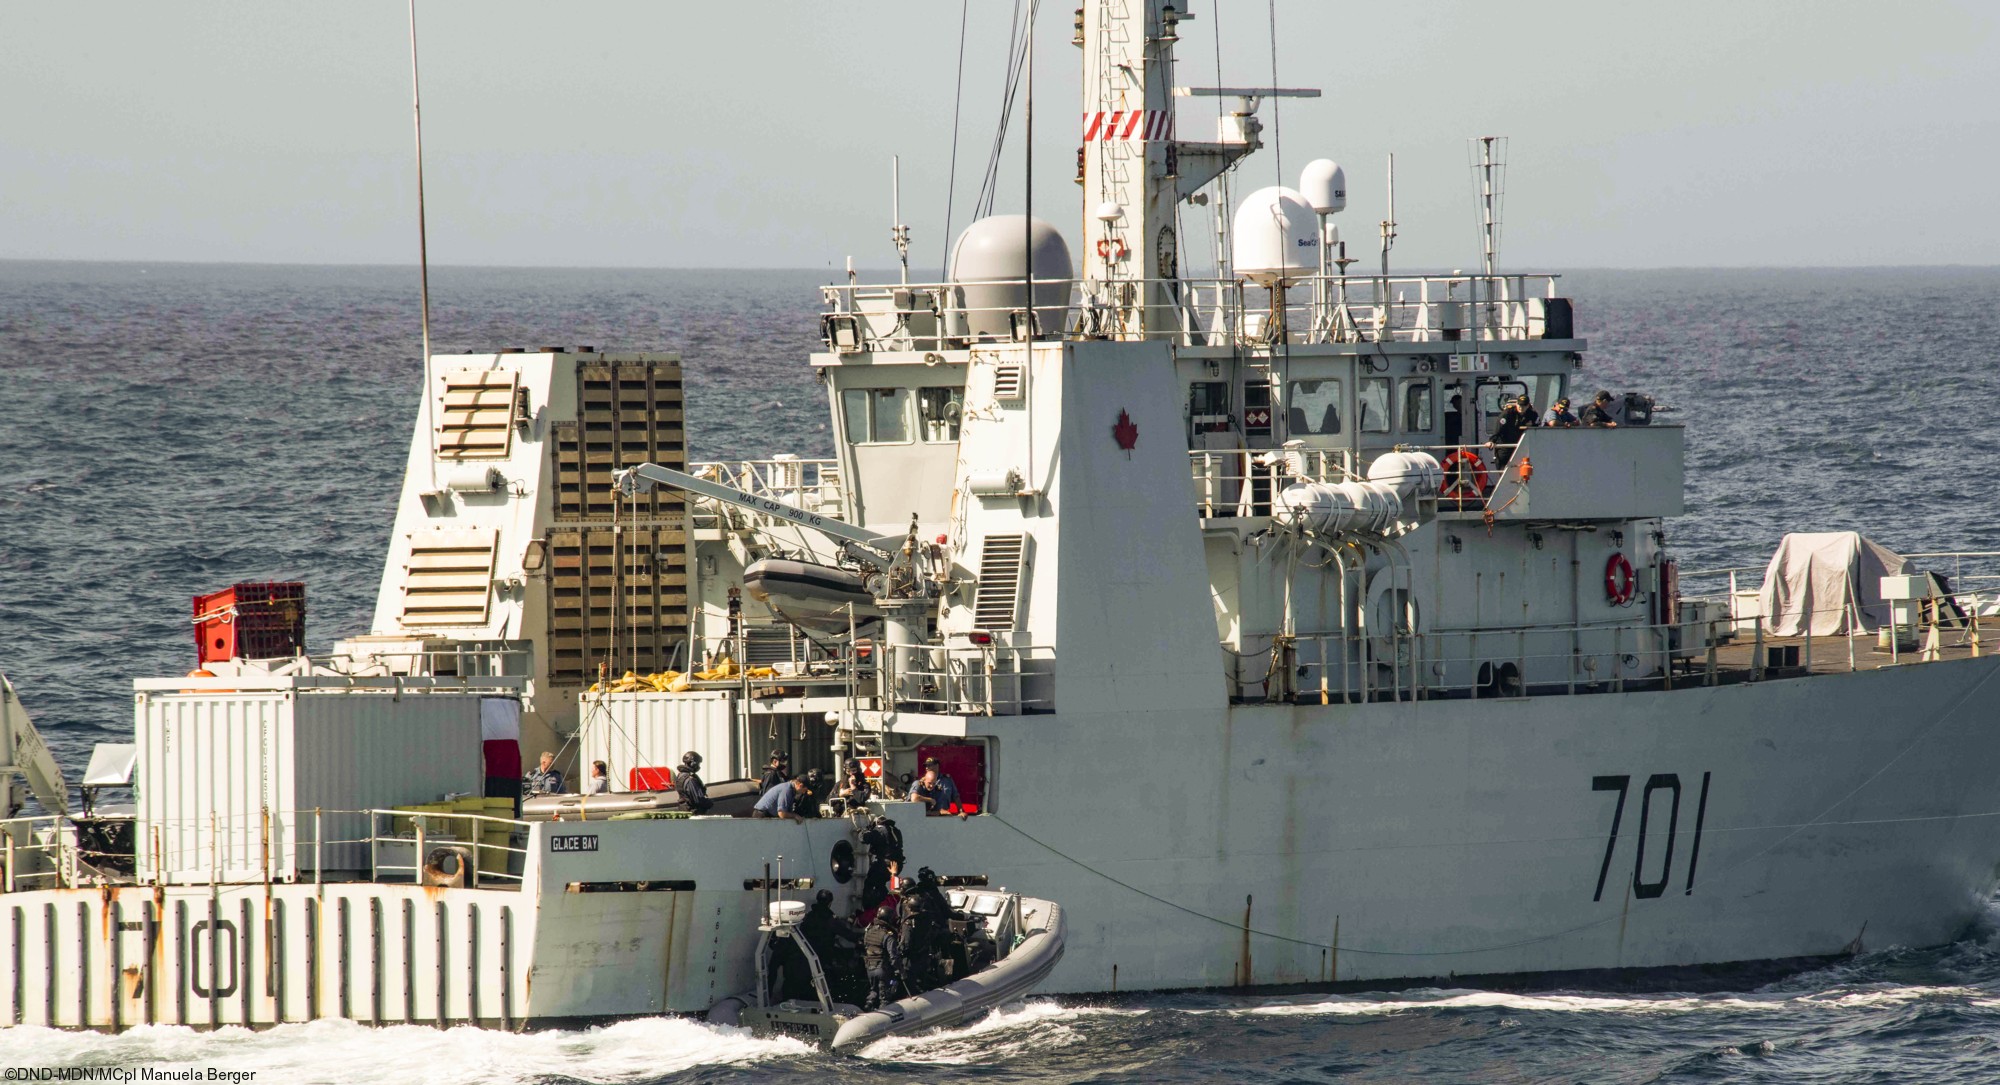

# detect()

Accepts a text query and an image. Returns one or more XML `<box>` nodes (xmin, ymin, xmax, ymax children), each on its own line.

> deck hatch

<box><xmin>972</xmin><ymin>534</ymin><xmax>1029</xmax><ymax>631</ymax></box>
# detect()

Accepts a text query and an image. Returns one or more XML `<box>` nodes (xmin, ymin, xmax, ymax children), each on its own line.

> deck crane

<box><xmin>611</xmin><ymin>462</ymin><xmax>948</xmax><ymax>602</ymax></box>
<box><xmin>0</xmin><ymin>673</ymin><xmax>68</xmax><ymax>819</ymax></box>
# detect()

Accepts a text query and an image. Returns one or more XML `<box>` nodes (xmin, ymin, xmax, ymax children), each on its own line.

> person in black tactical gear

<box><xmin>898</xmin><ymin>866</ymin><xmax>954</xmax><ymax>992</ymax></box>
<box><xmin>800</xmin><ymin>889</ymin><xmax>864</xmax><ymax>1006</ymax></box>
<box><xmin>836</xmin><ymin>758</ymin><xmax>873</xmax><ymax>812</ymax></box>
<box><xmin>792</xmin><ymin>767</ymin><xmax>827</xmax><ymax>819</ymax></box>
<box><xmin>672</xmin><ymin>751</ymin><xmax>712</xmax><ymax>814</ymax></box>
<box><xmin>858</xmin><ymin>814</ymin><xmax>904</xmax><ymax>910</ymax></box>
<box><xmin>758</xmin><ymin>749</ymin><xmax>792</xmax><ymax>792</ymax></box>
<box><xmin>862</xmin><ymin>902</ymin><xmax>903</xmax><ymax>1011</ymax></box>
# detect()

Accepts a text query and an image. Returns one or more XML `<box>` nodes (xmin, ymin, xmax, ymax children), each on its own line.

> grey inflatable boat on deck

<box><xmin>709</xmin><ymin>893</ymin><xmax>1065</xmax><ymax>1051</ymax></box>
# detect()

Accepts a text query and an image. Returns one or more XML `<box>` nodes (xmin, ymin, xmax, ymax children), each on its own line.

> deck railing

<box><xmin>821</xmin><ymin>273</ymin><xmax>1572</xmax><ymax>352</ymax></box>
<box><xmin>0</xmin><ymin>807</ymin><xmax>535</xmax><ymax>893</ymax></box>
<box><xmin>687</xmin><ymin>458</ymin><xmax>845</xmax><ymax>527</ymax></box>
<box><xmin>891</xmin><ymin>640</ymin><xmax>1054</xmax><ymax>717</ymax></box>
<box><xmin>1231</xmin><ymin>607</ymin><xmax>1990</xmax><ymax>705</ymax></box>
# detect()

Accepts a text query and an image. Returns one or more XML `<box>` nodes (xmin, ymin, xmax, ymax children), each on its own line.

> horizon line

<box><xmin>4</xmin><ymin>256</ymin><xmax>2000</xmax><ymax>275</ymax></box>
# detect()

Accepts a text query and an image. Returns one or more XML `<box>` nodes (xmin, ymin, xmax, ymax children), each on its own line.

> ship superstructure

<box><xmin>1</xmin><ymin>0</ymin><xmax>1998</xmax><ymax>1031</ymax></box>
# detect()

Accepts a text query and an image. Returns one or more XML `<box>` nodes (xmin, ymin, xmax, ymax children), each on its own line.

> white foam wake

<box><xmin>1216</xmin><ymin>983</ymin><xmax>1992</xmax><ymax>1019</ymax></box>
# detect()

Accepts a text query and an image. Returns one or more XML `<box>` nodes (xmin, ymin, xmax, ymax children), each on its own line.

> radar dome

<box><xmin>948</xmin><ymin>215</ymin><xmax>1074</xmax><ymax>339</ymax></box>
<box><xmin>1299</xmin><ymin>159</ymin><xmax>1347</xmax><ymax>214</ymax></box>
<box><xmin>1230</xmin><ymin>187</ymin><xmax>1318</xmax><ymax>285</ymax></box>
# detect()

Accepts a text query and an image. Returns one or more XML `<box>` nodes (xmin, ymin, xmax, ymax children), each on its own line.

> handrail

<box><xmin>1239</xmin><ymin>605</ymin><xmax>1988</xmax><ymax>705</ymax></box>
<box><xmin>0</xmin><ymin>806</ymin><xmax>537</xmax><ymax>893</ymax></box>
<box><xmin>891</xmin><ymin>641</ymin><xmax>1054</xmax><ymax>717</ymax></box>
<box><xmin>820</xmin><ymin>272</ymin><xmax>1572</xmax><ymax>352</ymax></box>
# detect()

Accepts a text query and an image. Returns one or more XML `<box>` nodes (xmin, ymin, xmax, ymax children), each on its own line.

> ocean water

<box><xmin>3</xmin><ymin>261</ymin><xmax>2000</xmax><ymax>1082</ymax></box>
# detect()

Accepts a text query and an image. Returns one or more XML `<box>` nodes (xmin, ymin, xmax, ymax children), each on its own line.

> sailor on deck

<box><xmin>911</xmin><ymin>757</ymin><xmax>961</xmax><ymax>816</ymax></box>
<box><xmin>524</xmin><ymin>751</ymin><xmax>563</xmax><ymax>796</ymax></box>
<box><xmin>751</xmin><ymin>776</ymin><xmax>810</xmax><ymax>820</ymax></box>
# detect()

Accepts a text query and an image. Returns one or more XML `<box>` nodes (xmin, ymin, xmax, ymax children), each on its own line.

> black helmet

<box><xmin>844</xmin><ymin>758</ymin><xmax>862</xmax><ymax>774</ymax></box>
<box><xmin>680</xmin><ymin>751</ymin><xmax>702</xmax><ymax>769</ymax></box>
<box><xmin>917</xmin><ymin>866</ymin><xmax>938</xmax><ymax>885</ymax></box>
<box><xmin>769</xmin><ymin>748</ymin><xmax>789</xmax><ymax>763</ymax></box>
<box><xmin>806</xmin><ymin>767</ymin><xmax>825</xmax><ymax>785</ymax></box>
<box><xmin>815</xmin><ymin>889</ymin><xmax>834</xmax><ymax>906</ymax></box>
<box><xmin>871</xmin><ymin>814</ymin><xmax>894</xmax><ymax>829</ymax></box>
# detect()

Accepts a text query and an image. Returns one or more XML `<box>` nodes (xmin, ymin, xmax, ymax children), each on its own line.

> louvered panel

<box><xmin>992</xmin><ymin>364</ymin><xmax>1024</xmax><ymax>402</ymax></box>
<box><xmin>545</xmin><ymin>356</ymin><xmax>691</xmax><ymax>683</ymax></box>
<box><xmin>972</xmin><ymin>534</ymin><xmax>1029</xmax><ymax>631</ymax></box>
<box><xmin>435</xmin><ymin>369</ymin><xmax>519</xmax><ymax>459</ymax></box>
<box><xmin>400</xmin><ymin>529</ymin><xmax>498</xmax><ymax>626</ymax></box>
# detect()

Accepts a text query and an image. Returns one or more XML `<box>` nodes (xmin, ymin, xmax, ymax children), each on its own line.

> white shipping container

<box><xmin>135</xmin><ymin>686</ymin><xmax>489</xmax><ymax>884</ymax></box>
<box><xmin>579</xmin><ymin>692</ymin><xmax>738</xmax><ymax>791</ymax></box>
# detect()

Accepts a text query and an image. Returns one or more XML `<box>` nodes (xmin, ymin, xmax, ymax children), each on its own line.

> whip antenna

<box><xmin>408</xmin><ymin>0</ymin><xmax>435</xmax><ymax>488</ymax></box>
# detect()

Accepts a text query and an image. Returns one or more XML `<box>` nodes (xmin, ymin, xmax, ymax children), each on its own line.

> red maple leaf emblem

<box><xmin>1113</xmin><ymin>409</ymin><xmax>1139</xmax><ymax>451</ymax></box>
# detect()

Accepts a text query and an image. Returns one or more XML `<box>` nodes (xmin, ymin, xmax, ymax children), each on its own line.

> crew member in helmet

<box><xmin>836</xmin><ymin>758</ymin><xmax>873</xmax><ymax>811</ymax></box>
<box><xmin>859</xmin><ymin>814</ymin><xmax>904</xmax><ymax>907</ymax></box>
<box><xmin>672</xmin><ymin>751</ymin><xmax>712</xmax><ymax>814</ymax></box>
<box><xmin>862</xmin><ymin>902</ymin><xmax>903</xmax><ymax>1011</ymax></box>
<box><xmin>793</xmin><ymin>767</ymin><xmax>827</xmax><ymax>819</ymax></box>
<box><xmin>758</xmin><ymin>749</ymin><xmax>792</xmax><ymax>792</ymax></box>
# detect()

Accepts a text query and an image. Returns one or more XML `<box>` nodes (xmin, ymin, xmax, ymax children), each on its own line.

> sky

<box><xmin>2</xmin><ymin>0</ymin><xmax>1995</xmax><ymax>270</ymax></box>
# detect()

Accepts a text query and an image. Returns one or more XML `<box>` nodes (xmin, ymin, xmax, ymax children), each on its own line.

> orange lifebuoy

<box><xmin>1605</xmin><ymin>552</ymin><xmax>1637</xmax><ymax>606</ymax></box>
<box><xmin>1440</xmin><ymin>448</ymin><xmax>1489</xmax><ymax>500</ymax></box>
<box><xmin>1094</xmin><ymin>237</ymin><xmax>1129</xmax><ymax>259</ymax></box>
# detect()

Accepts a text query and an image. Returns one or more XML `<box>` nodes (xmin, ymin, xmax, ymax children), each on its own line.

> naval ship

<box><xmin>3</xmin><ymin>0</ymin><xmax>1999</xmax><ymax>1032</ymax></box>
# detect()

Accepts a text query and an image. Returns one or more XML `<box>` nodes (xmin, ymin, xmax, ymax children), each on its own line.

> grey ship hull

<box><xmin>891</xmin><ymin>653</ymin><xmax>2000</xmax><ymax>993</ymax></box>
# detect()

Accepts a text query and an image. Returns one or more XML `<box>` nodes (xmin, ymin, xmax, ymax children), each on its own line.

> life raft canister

<box><xmin>1605</xmin><ymin>552</ymin><xmax>1637</xmax><ymax>606</ymax></box>
<box><xmin>1440</xmin><ymin>448</ymin><xmax>1489</xmax><ymax>500</ymax></box>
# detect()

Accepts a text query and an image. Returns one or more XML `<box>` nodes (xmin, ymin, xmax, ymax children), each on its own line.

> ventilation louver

<box><xmin>972</xmin><ymin>534</ymin><xmax>1030</xmax><ymax>631</ymax></box>
<box><xmin>400</xmin><ymin>529</ymin><xmax>499</xmax><ymax>627</ymax></box>
<box><xmin>435</xmin><ymin>369</ymin><xmax>519</xmax><ymax>460</ymax></box>
<box><xmin>991</xmin><ymin>364</ymin><xmax>1024</xmax><ymax>403</ymax></box>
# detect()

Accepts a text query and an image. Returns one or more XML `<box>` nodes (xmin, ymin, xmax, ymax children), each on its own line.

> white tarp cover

<box><xmin>1757</xmin><ymin>531</ymin><xmax>1911</xmax><ymax>636</ymax></box>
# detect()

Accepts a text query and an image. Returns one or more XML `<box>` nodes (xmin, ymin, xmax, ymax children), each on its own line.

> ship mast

<box><xmin>1078</xmin><ymin>0</ymin><xmax>1184</xmax><ymax>338</ymax></box>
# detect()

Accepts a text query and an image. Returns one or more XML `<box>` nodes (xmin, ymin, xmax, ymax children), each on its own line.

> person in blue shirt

<box><xmin>910</xmin><ymin>758</ymin><xmax>961</xmax><ymax>816</ymax></box>
<box><xmin>1541</xmin><ymin>397</ymin><xmax>1579</xmax><ymax>428</ymax></box>
<box><xmin>751</xmin><ymin>776</ymin><xmax>811</xmax><ymax>820</ymax></box>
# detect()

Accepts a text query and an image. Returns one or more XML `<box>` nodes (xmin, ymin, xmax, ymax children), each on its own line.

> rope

<box><xmin>988</xmin><ymin>656</ymin><xmax>2000</xmax><ymax>962</ymax></box>
<box><xmin>940</xmin><ymin>0</ymin><xmax>970</xmax><ymax>280</ymax></box>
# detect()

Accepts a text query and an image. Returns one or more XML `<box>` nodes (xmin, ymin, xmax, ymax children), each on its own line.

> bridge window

<box><xmin>1286</xmin><ymin>379</ymin><xmax>1341</xmax><ymax>436</ymax></box>
<box><xmin>1401</xmin><ymin>379</ymin><xmax>1434</xmax><ymax>434</ymax></box>
<box><xmin>1360</xmin><ymin>377</ymin><xmax>1391</xmax><ymax>434</ymax></box>
<box><xmin>918</xmin><ymin>387</ymin><xmax>963</xmax><ymax>442</ymax></box>
<box><xmin>841</xmin><ymin>387</ymin><xmax>913</xmax><ymax>444</ymax></box>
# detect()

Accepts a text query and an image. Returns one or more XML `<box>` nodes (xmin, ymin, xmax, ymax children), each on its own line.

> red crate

<box><xmin>193</xmin><ymin>582</ymin><xmax>306</xmax><ymax>664</ymax></box>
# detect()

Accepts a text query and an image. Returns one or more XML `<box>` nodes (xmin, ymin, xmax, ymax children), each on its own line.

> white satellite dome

<box><xmin>1230</xmin><ymin>187</ymin><xmax>1319</xmax><ymax>285</ymax></box>
<box><xmin>1298</xmin><ymin>159</ymin><xmax>1347</xmax><ymax>215</ymax></box>
<box><xmin>947</xmin><ymin>214</ymin><xmax>1074</xmax><ymax>339</ymax></box>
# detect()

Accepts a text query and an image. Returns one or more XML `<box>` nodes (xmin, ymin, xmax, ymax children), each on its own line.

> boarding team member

<box><xmin>1542</xmin><ymin>397</ymin><xmax>1578</xmax><ymax>427</ymax></box>
<box><xmin>751</xmin><ymin>775</ymin><xmax>812</xmax><ymax>820</ymax></box>
<box><xmin>758</xmin><ymin>749</ymin><xmax>792</xmax><ymax>792</ymax></box>
<box><xmin>673</xmin><ymin>750</ymin><xmax>713</xmax><ymax>814</ymax></box>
